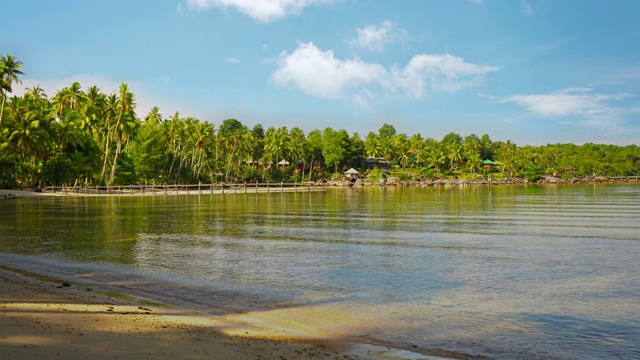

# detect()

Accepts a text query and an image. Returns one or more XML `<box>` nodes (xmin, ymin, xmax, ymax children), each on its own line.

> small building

<box><xmin>481</xmin><ymin>159</ymin><xmax>499</xmax><ymax>169</ymax></box>
<box><xmin>278</xmin><ymin>160</ymin><xmax>290</xmax><ymax>170</ymax></box>
<box><xmin>365</xmin><ymin>157</ymin><xmax>391</xmax><ymax>169</ymax></box>
<box><xmin>345</xmin><ymin>168</ymin><xmax>360</xmax><ymax>178</ymax></box>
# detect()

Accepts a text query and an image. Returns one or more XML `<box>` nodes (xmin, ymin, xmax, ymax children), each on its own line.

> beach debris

<box><xmin>62</xmin><ymin>282</ymin><xmax>71</xmax><ymax>287</ymax></box>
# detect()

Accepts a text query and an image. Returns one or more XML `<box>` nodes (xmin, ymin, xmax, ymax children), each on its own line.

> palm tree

<box><xmin>447</xmin><ymin>142</ymin><xmax>463</xmax><ymax>172</ymax></box>
<box><xmin>145</xmin><ymin>106</ymin><xmax>162</xmax><ymax>126</ymax></box>
<box><xmin>100</xmin><ymin>94</ymin><xmax>118</xmax><ymax>182</ymax></box>
<box><xmin>108</xmin><ymin>83</ymin><xmax>137</xmax><ymax>185</ymax></box>
<box><xmin>54</xmin><ymin>82</ymin><xmax>84</xmax><ymax>116</ymax></box>
<box><xmin>0</xmin><ymin>55</ymin><xmax>25</xmax><ymax>130</ymax></box>
<box><xmin>5</xmin><ymin>96</ymin><xmax>54</xmax><ymax>184</ymax></box>
<box><xmin>409</xmin><ymin>133</ymin><xmax>424</xmax><ymax>166</ymax></box>
<box><xmin>392</xmin><ymin>134</ymin><xmax>410</xmax><ymax>169</ymax></box>
<box><xmin>54</xmin><ymin>109</ymin><xmax>84</xmax><ymax>155</ymax></box>
<box><xmin>365</xmin><ymin>132</ymin><xmax>382</xmax><ymax>158</ymax></box>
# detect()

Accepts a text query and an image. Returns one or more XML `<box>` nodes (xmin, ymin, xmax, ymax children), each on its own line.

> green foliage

<box><xmin>41</xmin><ymin>156</ymin><xmax>73</xmax><ymax>185</ymax></box>
<box><xmin>378</xmin><ymin>123</ymin><xmax>396</xmax><ymax>139</ymax></box>
<box><xmin>322</xmin><ymin>127</ymin><xmax>348</xmax><ymax>173</ymax></box>
<box><xmin>366</xmin><ymin>167</ymin><xmax>384</xmax><ymax>182</ymax></box>
<box><xmin>521</xmin><ymin>163</ymin><xmax>544</xmax><ymax>181</ymax></box>
<box><xmin>2</xmin><ymin>54</ymin><xmax>640</xmax><ymax>188</ymax></box>
<box><xmin>130</xmin><ymin>125</ymin><xmax>166</xmax><ymax>184</ymax></box>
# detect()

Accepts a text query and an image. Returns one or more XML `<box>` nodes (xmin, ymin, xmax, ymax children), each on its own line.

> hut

<box><xmin>345</xmin><ymin>168</ymin><xmax>360</xmax><ymax>178</ymax></box>
<box><xmin>481</xmin><ymin>159</ymin><xmax>498</xmax><ymax>169</ymax></box>
<box><xmin>365</xmin><ymin>157</ymin><xmax>391</xmax><ymax>169</ymax></box>
<box><xmin>277</xmin><ymin>160</ymin><xmax>290</xmax><ymax>170</ymax></box>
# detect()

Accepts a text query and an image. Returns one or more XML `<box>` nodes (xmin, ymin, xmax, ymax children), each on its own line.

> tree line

<box><xmin>1</xmin><ymin>55</ymin><xmax>640</xmax><ymax>188</ymax></box>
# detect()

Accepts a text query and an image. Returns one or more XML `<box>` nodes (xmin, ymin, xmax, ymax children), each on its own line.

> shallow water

<box><xmin>1</xmin><ymin>184</ymin><xmax>639</xmax><ymax>359</ymax></box>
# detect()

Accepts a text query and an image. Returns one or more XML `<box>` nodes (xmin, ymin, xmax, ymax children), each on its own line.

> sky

<box><xmin>2</xmin><ymin>0</ymin><xmax>640</xmax><ymax>146</ymax></box>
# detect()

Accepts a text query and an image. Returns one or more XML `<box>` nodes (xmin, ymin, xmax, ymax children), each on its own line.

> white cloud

<box><xmin>271</xmin><ymin>42</ymin><xmax>386</xmax><ymax>100</ymax></box>
<box><xmin>500</xmin><ymin>87</ymin><xmax>638</xmax><ymax>129</ymax></box>
<box><xmin>271</xmin><ymin>42</ymin><xmax>499</xmax><ymax>106</ymax></box>
<box><xmin>501</xmin><ymin>87</ymin><xmax>629</xmax><ymax>117</ymax></box>
<box><xmin>185</xmin><ymin>0</ymin><xmax>334</xmax><ymax>23</ymax></box>
<box><xmin>391</xmin><ymin>53</ymin><xmax>501</xmax><ymax>98</ymax></box>
<box><xmin>227</xmin><ymin>57</ymin><xmax>240</xmax><ymax>63</ymax></box>
<box><xmin>348</xmin><ymin>21</ymin><xmax>396</xmax><ymax>52</ymax></box>
<box><xmin>156</xmin><ymin>76</ymin><xmax>171</xmax><ymax>83</ymax></box>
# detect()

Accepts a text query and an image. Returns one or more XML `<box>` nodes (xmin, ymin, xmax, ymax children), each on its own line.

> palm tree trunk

<box><xmin>101</xmin><ymin>130</ymin><xmax>111</xmax><ymax>182</ymax></box>
<box><xmin>0</xmin><ymin>92</ymin><xmax>6</xmax><ymax>131</ymax></box>
<box><xmin>109</xmin><ymin>138</ymin><xmax>122</xmax><ymax>185</ymax></box>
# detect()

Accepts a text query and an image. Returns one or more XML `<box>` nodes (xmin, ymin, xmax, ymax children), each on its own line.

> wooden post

<box><xmin>210</xmin><ymin>183</ymin><xmax>213</xmax><ymax>195</ymax></box>
<box><xmin>267</xmin><ymin>182</ymin><xmax>270</xmax><ymax>194</ymax></box>
<box><xmin>222</xmin><ymin>183</ymin><xmax>225</xmax><ymax>195</ymax></box>
<box><xmin>244</xmin><ymin>182</ymin><xmax>247</xmax><ymax>194</ymax></box>
<box><xmin>281</xmin><ymin>181</ymin><xmax>284</xmax><ymax>193</ymax></box>
<box><xmin>164</xmin><ymin>184</ymin><xmax>167</xmax><ymax>195</ymax></box>
<box><xmin>199</xmin><ymin>182</ymin><xmax>202</xmax><ymax>195</ymax></box>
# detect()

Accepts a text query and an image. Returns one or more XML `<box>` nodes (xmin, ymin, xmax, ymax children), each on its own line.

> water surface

<box><xmin>1</xmin><ymin>184</ymin><xmax>639</xmax><ymax>359</ymax></box>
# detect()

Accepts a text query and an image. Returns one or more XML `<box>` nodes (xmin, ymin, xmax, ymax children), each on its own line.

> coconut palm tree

<box><xmin>100</xmin><ymin>94</ymin><xmax>118</xmax><ymax>182</ymax></box>
<box><xmin>392</xmin><ymin>134</ymin><xmax>410</xmax><ymax>169</ymax></box>
<box><xmin>54</xmin><ymin>82</ymin><xmax>84</xmax><ymax>116</ymax></box>
<box><xmin>107</xmin><ymin>83</ymin><xmax>137</xmax><ymax>185</ymax></box>
<box><xmin>5</xmin><ymin>96</ymin><xmax>54</xmax><ymax>184</ymax></box>
<box><xmin>364</xmin><ymin>132</ymin><xmax>382</xmax><ymax>158</ymax></box>
<box><xmin>0</xmin><ymin>55</ymin><xmax>25</xmax><ymax>130</ymax></box>
<box><xmin>145</xmin><ymin>106</ymin><xmax>162</xmax><ymax>126</ymax></box>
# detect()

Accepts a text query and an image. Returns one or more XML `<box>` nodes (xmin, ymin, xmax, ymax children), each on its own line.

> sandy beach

<box><xmin>0</xmin><ymin>266</ymin><xmax>450</xmax><ymax>360</ymax></box>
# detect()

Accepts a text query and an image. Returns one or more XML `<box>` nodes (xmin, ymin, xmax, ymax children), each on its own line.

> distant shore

<box><xmin>1</xmin><ymin>176</ymin><xmax>637</xmax><ymax>199</ymax></box>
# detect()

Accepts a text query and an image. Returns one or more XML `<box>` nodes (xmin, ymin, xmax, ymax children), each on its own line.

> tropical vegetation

<box><xmin>1</xmin><ymin>55</ymin><xmax>640</xmax><ymax>188</ymax></box>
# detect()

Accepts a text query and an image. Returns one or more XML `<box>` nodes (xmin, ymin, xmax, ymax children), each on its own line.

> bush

<box><xmin>522</xmin><ymin>164</ymin><xmax>544</xmax><ymax>181</ymax></box>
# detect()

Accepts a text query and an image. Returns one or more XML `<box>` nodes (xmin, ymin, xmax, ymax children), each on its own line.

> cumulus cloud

<box><xmin>501</xmin><ymin>87</ymin><xmax>630</xmax><ymax>117</ymax></box>
<box><xmin>499</xmin><ymin>87</ymin><xmax>639</xmax><ymax>130</ymax></box>
<box><xmin>185</xmin><ymin>0</ymin><xmax>333</xmax><ymax>23</ymax></box>
<box><xmin>227</xmin><ymin>57</ymin><xmax>240</xmax><ymax>63</ymax></box>
<box><xmin>271</xmin><ymin>42</ymin><xmax>387</xmax><ymax>99</ymax></box>
<box><xmin>271</xmin><ymin>42</ymin><xmax>499</xmax><ymax>105</ymax></box>
<box><xmin>391</xmin><ymin>53</ymin><xmax>501</xmax><ymax>98</ymax></box>
<box><xmin>348</xmin><ymin>21</ymin><xmax>397</xmax><ymax>52</ymax></box>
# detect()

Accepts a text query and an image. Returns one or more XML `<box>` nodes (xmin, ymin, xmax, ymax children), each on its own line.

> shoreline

<box><xmin>1</xmin><ymin>177</ymin><xmax>638</xmax><ymax>199</ymax></box>
<box><xmin>0</xmin><ymin>264</ymin><xmax>453</xmax><ymax>360</ymax></box>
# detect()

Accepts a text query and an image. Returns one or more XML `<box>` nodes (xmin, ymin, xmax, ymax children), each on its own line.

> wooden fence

<box><xmin>42</xmin><ymin>182</ymin><xmax>318</xmax><ymax>196</ymax></box>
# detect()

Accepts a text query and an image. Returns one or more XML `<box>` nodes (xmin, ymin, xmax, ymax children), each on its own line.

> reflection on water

<box><xmin>1</xmin><ymin>184</ymin><xmax>639</xmax><ymax>359</ymax></box>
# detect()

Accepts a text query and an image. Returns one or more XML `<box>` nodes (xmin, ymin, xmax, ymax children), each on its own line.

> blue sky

<box><xmin>2</xmin><ymin>0</ymin><xmax>640</xmax><ymax>145</ymax></box>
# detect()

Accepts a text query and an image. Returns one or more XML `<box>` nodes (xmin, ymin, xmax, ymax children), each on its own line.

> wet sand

<box><xmin>0</xmin><ymin>267</ymin><xmax>451</xmax><ymax>360</ymax></box>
